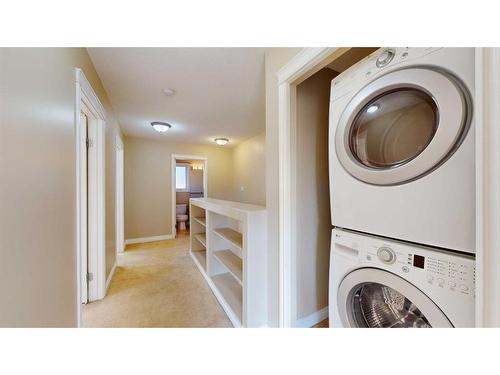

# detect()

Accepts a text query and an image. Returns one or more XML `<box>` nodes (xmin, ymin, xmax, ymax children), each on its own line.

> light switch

<box><xmin>240</xmin><ymin>186</ymin><xmax>245</xmax><ymax>192</ymax></box>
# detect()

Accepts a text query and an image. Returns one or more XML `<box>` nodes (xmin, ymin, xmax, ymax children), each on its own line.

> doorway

<box><xmin>171</xmin><ymin>154</ymin><xmax>208</xmax><ymax>238</ymax></box>
<box><xmin>75</xmin><ymin>69</ymin><xmax>106</xmax><ymax>325</ymax></box>
<box><xmin>277</xmin><ymin>48</ymin><xmax>379</xmax><ymax>327</ymax></box>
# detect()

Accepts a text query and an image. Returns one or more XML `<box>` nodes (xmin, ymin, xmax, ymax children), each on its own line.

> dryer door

<box><xmin>335</xmin><ymin>68</ymin><xmax>471</xmax><ymax>185</ymax></box>
<box><xmin>337</xmin><ymin>268</ymin><xmax>453</xmax><ymax>328</ymax></box>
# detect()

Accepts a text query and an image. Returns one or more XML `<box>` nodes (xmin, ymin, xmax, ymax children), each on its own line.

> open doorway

<box><xmin>171</xmin><ymin>154</ymin><xmax>208</xmax><ymax>238</ymax></box>
<box><xmin>278</xmin><ymin>48</ymin><xmax>379</xmax><ymax>328</ymax></box>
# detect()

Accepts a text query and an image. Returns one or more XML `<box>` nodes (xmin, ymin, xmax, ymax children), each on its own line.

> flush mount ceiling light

<box><xmin>366</xmin><ymin>104</ymin><xmax>379</xmax><ymax>113</ymax></box>
<box><xmin>163</xmin><ymin>88</ymin><xmax>176</xmax><ymax>97</ymax></box>
<box><xmin>151</xmin><ymin>121</ymin><xmax>172</xmax><ymax>133</ymax></box>
<box><xmin>214</xmin><ymin>137</ymin><xmax>229</xmax><ymax>146</ymax></box>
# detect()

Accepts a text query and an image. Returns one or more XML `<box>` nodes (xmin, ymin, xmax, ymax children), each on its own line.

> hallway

<box><xmin>82</xmin><ymin>233</ymin><xmax>232</xmax><ymax>327</ymax></box>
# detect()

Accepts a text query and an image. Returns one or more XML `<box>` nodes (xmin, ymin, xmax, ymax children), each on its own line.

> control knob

<box><xmin>377</xmin><ymin>247</ymin><xmax>396</xmax><ymax>265</ymax></box>
<box><xmin>376</xmin><ymin>49</ymin><xmax>395</xmax><ymax>68</ymax></box>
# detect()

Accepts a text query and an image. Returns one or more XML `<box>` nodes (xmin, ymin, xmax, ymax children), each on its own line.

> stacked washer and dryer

<box><xmin>328</xmin><ymin>48</ymin><xmax>476</xmax><ymax>328</ymax></box>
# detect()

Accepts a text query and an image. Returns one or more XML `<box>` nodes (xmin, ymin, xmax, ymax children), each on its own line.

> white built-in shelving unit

<box><xmin>189</xmin><ymin>198</ymin><xmax>267</xmax><ymax>327</ymax></box>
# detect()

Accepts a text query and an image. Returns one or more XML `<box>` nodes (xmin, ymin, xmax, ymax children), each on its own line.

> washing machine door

<box><xmin>337</xmin><ymin>268</ymin><xmax>453</xmax><ymax>328</ymax></box>
<box><xmin>335</xmin><ymin>68</ymin><xmax>471</xmax><ymax>185</ymax></box>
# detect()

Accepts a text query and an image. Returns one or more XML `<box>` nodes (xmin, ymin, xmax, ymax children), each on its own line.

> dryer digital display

<box><xmin>413</xmin><ymin>254</ymin><xmax>425</xmax><ymax>269</ymax></box>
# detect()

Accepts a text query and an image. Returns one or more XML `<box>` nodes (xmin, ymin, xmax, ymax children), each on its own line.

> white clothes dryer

<box><xmin>329</xmin><ymin>48</ymin><xmax>475</xmax><ymax>253</ymax></box>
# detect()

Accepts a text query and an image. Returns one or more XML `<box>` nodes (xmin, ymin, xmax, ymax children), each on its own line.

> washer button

<box><xmin>460</xmin><ymin>285</ymin><xmax>469</xmax><ymax>292</ymax></box>
<box><xmin>449</xmin><ymin>281</ymin><xmax>457</xmax><ymax>288</ymax></box>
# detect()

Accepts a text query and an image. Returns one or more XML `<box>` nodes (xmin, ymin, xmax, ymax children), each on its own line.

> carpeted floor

<box><xmin>82</xmin><ymin>232</ymin><xmax>232</xmax><ymax>328</ymax></box>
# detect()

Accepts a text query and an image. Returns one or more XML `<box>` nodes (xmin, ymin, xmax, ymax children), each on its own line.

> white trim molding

<box><xmin>125</xmin><ymin>234</ymin><xmax>175</xmax><ymax>245</ymax></box>
<box><xmin>105</xmin><ymin>261</ymin><xmax>117</xmax><ymax>293</ymax></box>
<box><xmin>75</xmin><ymin>68</ymin><xmax>107</xmax><ymax>327</ymax></box>
<box><xmin>475</xmin><ymin>48</ymin><xmax>500</xmax><ymax>328</ymax></box>
<box><xmin>277</xmin><ymin>48</ymin><xmax>343</xmax><ymax>328</ymax></box>
<box><xmin>293</xmin><ymin>307</ymin><xmax>329</xmax><ymax>328</ymax></box>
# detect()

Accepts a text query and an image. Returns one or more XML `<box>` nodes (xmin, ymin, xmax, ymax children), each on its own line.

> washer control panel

<box><xmin>333</xmin><ymin>228</ymin><xmax>475</xmax><ymax>297</ymax></box>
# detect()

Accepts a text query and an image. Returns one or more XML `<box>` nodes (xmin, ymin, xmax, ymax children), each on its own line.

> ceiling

<box><xmin>87</xmin><ymin>48</ymin><xmax>266</xmax><ymax>147</ymax></box>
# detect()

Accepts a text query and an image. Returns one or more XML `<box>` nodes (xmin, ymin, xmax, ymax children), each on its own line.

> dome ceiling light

<box><xmin>214</xmin><ymin>137</ymin><xmax>229</xmax><ymax>146</ymax></box>
<box><xmin>151</xmin><ymin>121</ymin><xmax>172</xmax><ymax>133</ymax></box>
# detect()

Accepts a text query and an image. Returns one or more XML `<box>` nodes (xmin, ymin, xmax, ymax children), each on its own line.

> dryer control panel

<box><xmin>330</xmin><ymin>47</ymin><xmax>443</xmax><ymax>101</ymax></box>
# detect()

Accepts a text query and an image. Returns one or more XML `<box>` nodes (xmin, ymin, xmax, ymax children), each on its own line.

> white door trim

<box><xmin>475</xmin><ymin>48</ymin><xmax>500</xmax><ymax>327</ymax></box>
<box><xmin>75</xmin><ymin>68</ymin><xmax>107</xmax><ymax>327</ymax></box>
<box><xmin>171</xmin><ymin>154</ymin><xmax>208</xmax><ymax>237</ymax></box>
<box><xmin>277</xmin><ymin>48</ymin><xmax>343</xmax><ymax>327</ymax></box>
<box><xmin>116</xmin><ymin>136</ymin><xmax>125</xmax><ymax>253</ymax></box>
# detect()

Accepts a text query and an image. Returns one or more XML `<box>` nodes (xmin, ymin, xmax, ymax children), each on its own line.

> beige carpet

<box><xmin>82</xmin><ymin>232</ymin><xmax>232</xmax><ymax>328</ymax></box>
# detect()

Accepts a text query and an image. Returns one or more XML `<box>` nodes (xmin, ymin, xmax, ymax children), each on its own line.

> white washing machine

<box><xmin>329</xmin><ymin>228</ymin><xmax>475</xmax><ymax>328</ymax></box>
<box><xmin>329</xmin><ymin>47</ymin><xmax>475</xmax><ymax>253</ymax></box>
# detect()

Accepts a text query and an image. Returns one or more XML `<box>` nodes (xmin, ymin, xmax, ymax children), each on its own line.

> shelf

<box><xmin>193</xmin><ymin>217</ymin><xmax>206</xmax><ymax>226</ymax></box>
<box><xmin>214</xmin><ymin>250</ymin><xmax>242</xmax><ymax>285</ymax></box>
<box><xmin>194</xmin><ymin>233</ymin><xmax>206</xmax><ymax>247</ymax></box>
<box><xmin>212</xmin><ymin>273</ymin><xmax>242</xmax><ymax>323</ymax></box>
<box><xmin>191</xmin><ymin>249</ymin><xmax>206</xmax><ymax>270</ymax></box>
<box><xmin>213</xmin><ymin>228</ymin><xmax>243</xmax><ymax>249</ymax></box>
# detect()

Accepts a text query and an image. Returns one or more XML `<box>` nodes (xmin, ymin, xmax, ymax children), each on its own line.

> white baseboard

<box><xmin>105</xmin><ymin>261</ymin><xmax>117</xmax><ymax>294</ymax></box>
<box><xmin>124</xmin><ymin>234</ymin><xmax>174</xmax><ymax>245</ymax></box>
<box><xmin>293</xmin><ymin>306</ymin><xmax>329</xmax><ymax>328</ymax></box>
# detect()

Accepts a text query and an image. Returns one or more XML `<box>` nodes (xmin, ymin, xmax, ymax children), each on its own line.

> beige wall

<box><xmin>296</xmin><ymin>68</ymin><xmax>338</xmax><ymax>319</ymax></box>
<box><xmin>0</xmin><ymin>48</ymin><xmax>122</xmax><ymax>327</ymax></box>
<box><xmin>264</xmin><ymin>48</ymin><xmax>302</xmax><ymax>327</ymax></box>
<box><xmin>124</xmin><ymin>137</ymin><xmax>233</xmax><ymax>240</ymax></box>
<box><xmin>231</xmin><ymin>132</ymin><xmax>266</xmax><ymax>206</ymax></box>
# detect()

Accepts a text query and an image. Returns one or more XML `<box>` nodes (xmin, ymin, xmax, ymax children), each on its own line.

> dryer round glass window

<box><xmin>349</xmin><ymin>88</ymin><xmax>439</xmax><ymax>169</ymax></box>
<box><xmin>334</xmin><ymin>68</ymin><xmax>471</xmax><ymax>185</ymax></box>
<box><xmin>350</xmin><ymin>282</ymin><xmax>431</xmax><ymax>328</ymax></box>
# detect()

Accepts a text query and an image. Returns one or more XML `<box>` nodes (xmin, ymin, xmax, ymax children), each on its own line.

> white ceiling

<box><xmin>87</xmin><ymin>48</ymin><xmax>266</xmax><ymax>146</ymax></box>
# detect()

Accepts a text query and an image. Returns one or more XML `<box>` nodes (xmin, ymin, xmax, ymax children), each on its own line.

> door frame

<box><xmin>75</xmin><ymin>68</ymin><xmax>106</xmax><ymax>327</ymax></box>
<box><xmin>171</xmin><ymin>154</ymin><xmax>208</xmax><ymax>237</ymax></box>
<box><xmin>277</xmin><ymin>47</ymin><xmax>500</xmax><ymax>328</ymax></box>
<box><xmin>277</xmin><ymin>47</ymin><xmax>348</xmax><ymax>327</ymax></box>
<box><xmin>116</xmin><ymin>135</ymin><xmax>125</xmax><ymax>254</ymax></box>
<box><xmin>474</xmin><ymin>48</ymin><xmax>500</xmax><ymax>327</ymax></box>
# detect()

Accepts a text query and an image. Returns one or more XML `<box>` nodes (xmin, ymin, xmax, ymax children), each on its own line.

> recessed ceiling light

<box><xmin>151</xmin><ymin>121</ymin><xmax>171</xmax><ymax>133</ymax></box>
<box><xmin>367</xmin><ymin>104</ymin><xmax>379</xmax><ymax>113</ymax></box>
<box><xmin>163</xmin><ymin>88</ymin><xmax>176</xmax><ymax>97</ymax></box>
<box><xmin>214</xmin><ymin>137</ymin><xmax>229</xmax><ymax>146</ymax></box>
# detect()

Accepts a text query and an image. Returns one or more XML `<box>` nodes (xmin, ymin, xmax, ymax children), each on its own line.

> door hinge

<box><xmin>86</xmin><ymin>138</ymin><xmax>93</xmax><ymax>148</ymax></box>
<box><xmin>86</xmin><ymin>272</ymin><xmax>93</xmax><ymax>282</ymax></box>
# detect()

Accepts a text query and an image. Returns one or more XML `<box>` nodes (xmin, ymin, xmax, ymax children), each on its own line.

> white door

<box><xmin>80</xmin><ymin>112</ymin><xmax>88</xmax><ymax>303</ymax></box>
<box><xmin>335</xmin><ymin>68</ymin><xmax>472</xmax><ymax>185</ymax></box>
<box><xmin>80</xmin><ymin>107</ymin><xmax>99</xmax><ymax>303</ymax></box>
<box><xmin>116</xmin><ymin>138</ymin><xmax>124</xmax><ymax>253</ymax></box>
<box><xmin>337</xmin><ymin>268</ymin><xmax>453</xmax><ymax>327</ymax></box>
